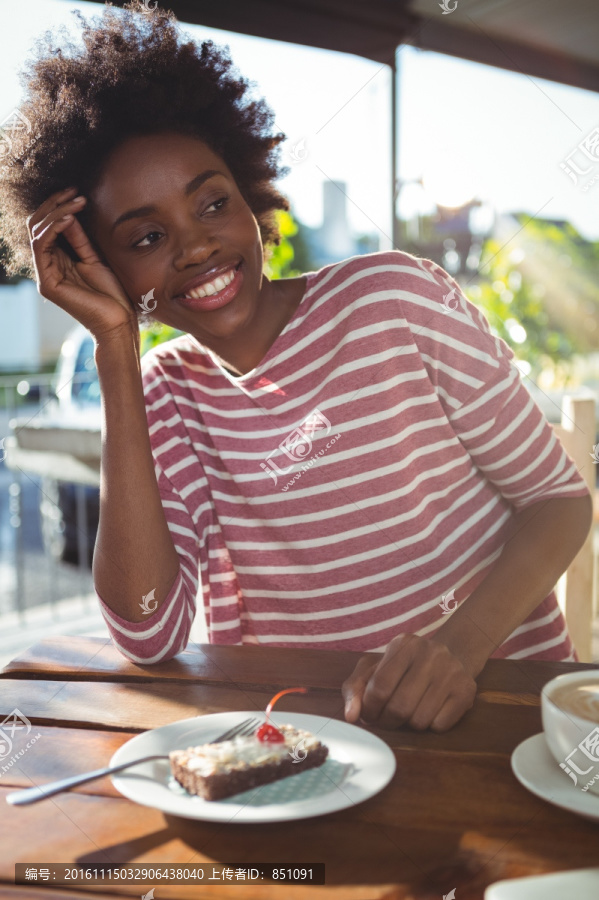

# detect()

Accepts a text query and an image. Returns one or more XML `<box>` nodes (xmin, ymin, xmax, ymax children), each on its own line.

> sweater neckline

<box><xmin>192</xmin><ymin>269</ymin><xmax>319</xmax><ymax>384</ymax></box>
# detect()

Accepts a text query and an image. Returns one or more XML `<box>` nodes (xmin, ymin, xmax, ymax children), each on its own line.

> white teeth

<box><xmin>185</xmin><ymin>266</ymin><xmax>236</xmax><ymax>300</ymax></box>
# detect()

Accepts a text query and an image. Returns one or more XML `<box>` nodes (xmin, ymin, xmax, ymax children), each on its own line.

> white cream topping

<box><xmin>170</xmin><ymin>725</ymin><xmax>320</xmax><ymax>777</ymax></box>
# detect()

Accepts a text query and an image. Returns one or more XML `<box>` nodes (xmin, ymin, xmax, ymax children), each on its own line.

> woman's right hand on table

<box><xmin>28</xmin><ymin>186</ymin><xmax>136</xmax><ymax>342</ymax></box>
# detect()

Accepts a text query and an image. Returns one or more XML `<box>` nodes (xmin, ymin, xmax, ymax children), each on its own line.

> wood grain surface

<box><xmin>1</xmin><ymin>638</ymin><xmax>598</xmax><ymax>900</ymax></box>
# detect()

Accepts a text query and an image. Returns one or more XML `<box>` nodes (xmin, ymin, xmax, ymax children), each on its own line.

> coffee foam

<box><xmin>550</xmin><ymin>681</ymin><xmax>599</xmax><ymax>723</ymax></box>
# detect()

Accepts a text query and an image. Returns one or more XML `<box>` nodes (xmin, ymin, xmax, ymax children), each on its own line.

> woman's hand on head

<box><xmin>28</xmin><ymin>186</ymin><xmax>137</xmax><ymax>342</ymax></box>
<box><xmin>341</xmin><ymin>633</ymin><xmax>477</xmax><ymax>732</ymax></box>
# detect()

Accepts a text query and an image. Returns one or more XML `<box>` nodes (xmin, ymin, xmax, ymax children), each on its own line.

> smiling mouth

<box><xmin>177</xmin><ymin>261</ymin><xmax>242</xmax><ymax>300</ymax></box>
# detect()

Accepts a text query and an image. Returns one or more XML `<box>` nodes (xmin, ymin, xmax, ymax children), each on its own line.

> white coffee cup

<box><xmin>541</xmin><ymin>670</ymin><xmax>599</xmax><ymax>797</ymax></box>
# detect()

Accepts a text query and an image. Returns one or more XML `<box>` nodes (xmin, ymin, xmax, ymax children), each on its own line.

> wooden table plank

<box><xmin>0</xmin><ymin>787</ymin><xmax>408</xmax><ymax>898</ymax></box>
<box><xmin>0</xmin><ymin>882</ymin><xmax>390</xmax><ymax>900</ymax></box>
<box><xmin>0</xmin><ymin>638</ymin><xmax>357</xmax><ymax>690</ymax></box>
<box><xmin>0</xmin><ymin>727</ymin><xmax>135</xmax><ymax>798</ymax></box>
<box><xmin>2</xmin><ymin>889</ymin><xmax>133</xmax><ymax>899</ymax></box>
<box><xmin>0</xmin><ymin>727</ymin><xmax>581</xmax><ymax>833</ymax></box>
<box><xmin>3</xmin><ymin>637</ymin><xmax>596</xmax><ymax>696</ymax></box>
<box><xmin>0</xmin><ymin>677</ymin><xmax>550</xmax><ymax>754</ymax></box>
<box><xmin>3</xmin><ymin>639</ymin><xmax>598</xmax><ymax>900</ymax></box>
<box><xmin>2</xmin><ymin>782</ymin><xmax>599</xmax><ymax>900</ymax></box>
<box><xmin>0</xmin><ymin>680</ymin><xmax>330</xmax><ymax>732</ymax></box>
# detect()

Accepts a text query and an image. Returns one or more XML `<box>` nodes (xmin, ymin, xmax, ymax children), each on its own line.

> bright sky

<box><xmin>1</xmin><ymin>0</ymin><xmax>599</xmax><ymax>243</ymax></box>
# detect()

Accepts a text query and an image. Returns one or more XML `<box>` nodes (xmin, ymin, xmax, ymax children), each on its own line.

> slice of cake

<box><xmin>169</xmin><ymin>723</ymin><xmax>328</xmax><ymax>801</ymax></box>
<box><xmin>170</xmin><ymin>687</ymin><xmax>328</xmax><ymax>801</ymax></box>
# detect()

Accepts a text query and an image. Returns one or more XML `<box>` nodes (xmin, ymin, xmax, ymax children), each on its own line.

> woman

<box><xmin>0</xmin><ymin>1</ymin><xmax>592</xmax><ymax>732</ymax></box>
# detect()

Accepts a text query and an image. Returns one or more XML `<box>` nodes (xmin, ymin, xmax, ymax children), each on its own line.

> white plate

<box><xmin>511</xmin><ymin>732</ymin><xmax>599</xmax><ymax>822</ymax></box>
<box><xmin>485</xmin><ymin>868</ymin><xmax>599</xmax><ymax>899</ymax></box>
<box><xmin>110</xmin><ymin>711</ymin><xmax>396</xmax><ymax>823</ymax></box>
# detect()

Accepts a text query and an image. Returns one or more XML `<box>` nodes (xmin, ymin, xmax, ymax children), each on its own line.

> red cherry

<box><xmin>255</xmin><ymin>722</ymin><xmax>285</xmax><ymax>743</ymax></box>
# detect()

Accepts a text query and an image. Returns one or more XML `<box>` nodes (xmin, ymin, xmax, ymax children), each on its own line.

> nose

<box><xmin>172</xmin><ymin>220</ymin><xmax>222</xmax><ymax>271</ymax></box>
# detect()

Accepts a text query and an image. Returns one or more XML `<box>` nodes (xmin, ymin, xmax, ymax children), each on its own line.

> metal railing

<box><xmin>0</xmin><ymin>371</ymin><xmax>99</xmax><ymax>621</ymax></box>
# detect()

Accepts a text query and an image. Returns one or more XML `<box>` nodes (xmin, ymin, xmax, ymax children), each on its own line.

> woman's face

<box><xmin>86</xmin><ymin>131</ymin><xmax>268</xmax><ymax>347</ymax></box>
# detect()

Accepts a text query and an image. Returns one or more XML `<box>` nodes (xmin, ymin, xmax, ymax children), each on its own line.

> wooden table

<box><xmin>1</xmin><ymin>637</ymin><xmax>598</xmax><ymax>899</ymax></box>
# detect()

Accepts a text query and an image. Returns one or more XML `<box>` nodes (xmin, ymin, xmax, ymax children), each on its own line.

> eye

<box><xmin>206</xmin><ymin>195</ymin><xmax>229</xmax><ymax>213</ymax></box>
<box><xmin>133</xmin><ymin>230</ymin><xmax>163</xmax><ymax>249</ymax></box>
<box><xmin>130</xmin><ymin>195</ymin><xmax>229</xmax><ymax>249</ymax></box>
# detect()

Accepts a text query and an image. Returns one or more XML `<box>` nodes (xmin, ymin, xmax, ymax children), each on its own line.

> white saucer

<box><xmin>485</xmin><ymin>868</ymin><xmax>599</xmax><ymax>899</ymax></box>
<box><xmin>511</xmin><ymin>733</ymin><xmax>599</xmax><ymax>822</ymax></box>
<box><xmin>110</xmin><ymin>711</ymin><xmax>396</xmax><ymax>824</ymax></box>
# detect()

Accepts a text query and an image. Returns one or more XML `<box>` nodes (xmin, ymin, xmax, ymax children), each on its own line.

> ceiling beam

<box><xmin>108</xmin><ymin>1</ymin><xmax>599</xmax><ymax>93</ymax></box>
<box><xmin>414</xmin><ymin>18</ymin><xmax>599</xmax><ymax>95</ymax></box>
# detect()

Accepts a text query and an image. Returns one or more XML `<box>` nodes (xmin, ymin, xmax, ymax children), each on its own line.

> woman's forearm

<box><xmin>434</xmin><ymin>493</ymin><xmax>593</xmax><ymax>676</ymax></box>
<box><xmin>91</xmin><ymin>324</ymin><xmax>181</xmax><ymax>622</ymax></box>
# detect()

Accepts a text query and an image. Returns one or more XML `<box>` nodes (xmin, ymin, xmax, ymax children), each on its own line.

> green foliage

<box><xmin>263</xmin><ymin>209</ymin><xmax>303</xmax><ymax>279</ymax></box>
<box><xmin>139</xmin><ymin>322</ymin><xmax>184</xmax><ymax>357</ymax></box>
<box><xmin>465</xmin><ymin>240</ymin><xmax>580</xmax><ymax>378</ymax></box>
<box><xmin>463</xmin><ymin>216</ymin><xmax>599</xmax><ymax>382</ymax></box>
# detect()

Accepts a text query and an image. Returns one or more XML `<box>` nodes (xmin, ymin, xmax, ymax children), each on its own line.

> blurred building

<box><xmin>0</xmin><ymin>279</ymin><xmax>76</xmax><ymax>371</ymax></box>
<box><xmin>301</xmin><ymin>180</ymin><xmax>379</xmax><ymax>268</ymax></box>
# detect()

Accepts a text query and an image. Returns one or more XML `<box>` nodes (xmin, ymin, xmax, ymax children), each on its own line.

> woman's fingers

<box><xmin>60</xmin><ymin>212</ymin><xmax>102</xmax><ymax>265</ymax></box>
<box><xmin>361</xmin><ymin>634</ymin><xmax>413</xmax><ymax>722</ymax></box>
<box><xmin>31</xmin><ymin>195</ymin><xmax>86</xmax><ymax>243</ymax></box>
<box><xmin>341</xmin><ymin>656</ymin><xmax>378</xmax><ymax>722</ymax></box>
<box><xmin>347</xmin><ymin>634</ymin><xmax>478</xmax><ymax>732</ymax></box>
<box><xmin>32</xmin><ymin>213</ymin><xmax>80</xmax><ymax>283</ymax></box>
<box><xmin>25</xmin><ymin>189</ymin><xmax>136</xmax><ymax>340</ymax></box>
<box><xmin>430</xmin><ymin>687</ymin><xmax>476</xmax><ymax>732</ymax></box>
<box><xmin>31</xmin><ymin>197</ymin><xmax>94</xmax><ymax>282</ymax></box>
<box><xmin>27</xmin><ymin>186</ymin><xmax>79</xmax><ymax>237</ymax></box>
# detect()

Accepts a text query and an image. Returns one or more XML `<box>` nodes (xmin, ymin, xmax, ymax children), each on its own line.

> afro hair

<box><xmin>0</xmin><ymin>0</ymin><xmax>291</xmax><ymax>278</ymax></box>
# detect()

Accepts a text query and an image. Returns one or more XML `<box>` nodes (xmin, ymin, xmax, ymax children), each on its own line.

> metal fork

<box><xmin>6</xmin><ymin>717</ymin><xmax>260</xmax><ymax>806</ymax></box>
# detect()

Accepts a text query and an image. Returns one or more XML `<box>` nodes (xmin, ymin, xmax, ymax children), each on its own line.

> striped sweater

<box><xmin>97</xmin><ymin>250</ymin><xmax>590</xmax><ymax>663</ymax></box>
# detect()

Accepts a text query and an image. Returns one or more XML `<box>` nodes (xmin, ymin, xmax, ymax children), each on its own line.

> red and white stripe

<box><xmin>96</xmin><ymin>251</ymin><xmax>589</xmax><ymax>663</ymax></box>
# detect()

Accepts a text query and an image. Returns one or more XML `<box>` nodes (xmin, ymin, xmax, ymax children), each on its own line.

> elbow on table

<box><xmin>103</xmin><ymin>602</ymin><xmax>194</xmax><ymax>666</ymax></box>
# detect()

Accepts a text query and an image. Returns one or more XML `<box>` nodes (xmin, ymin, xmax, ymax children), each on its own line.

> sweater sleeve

<box><xmin>95</xmin><ymin>454</ymin><xmax>202</xmax><ymax>663</ymax></box>
<box><xmin>95</xmin><ymin>340</ymin><xmax>211</xmax><ymax>664</ymax></box>
<box><xmin>396</xmin><ymin>252</ymin><xmax>591</xmax><ymax>511</ymax></box>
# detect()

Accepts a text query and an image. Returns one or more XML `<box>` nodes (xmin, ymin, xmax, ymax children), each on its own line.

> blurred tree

<box><xmin>284</xmin><ymin>211</ymin><xmax>315</xmax><ymax>275</ymax></box>
<box><xmin>139</xmin><ymin>321</ymin><xmax>183</xmax><ymax>356</ymax></box>
<box><xmin>463</xmin><ymin>216</ymin><xmax>599</xmax><ymax>383</ymax></box>
<box><xmin>464</xmin><ymin>240</ymin><xmax>580</xmax><ymax>379</ymax></box>
<box><xmin>263</xmin><ymin>208</ymin><xmax>305</xmax><ymax>279</ymax></box>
